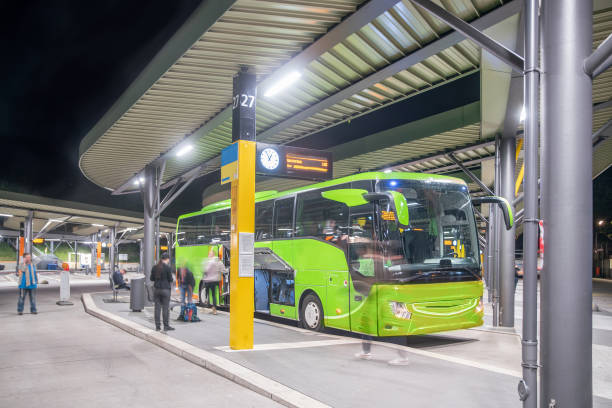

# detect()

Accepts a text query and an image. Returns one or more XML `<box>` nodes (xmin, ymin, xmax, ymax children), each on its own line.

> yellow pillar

<box><xmin>229</xmin><ymin>140</ymin><xmax>256</xmax><ymax>350</ymax></box>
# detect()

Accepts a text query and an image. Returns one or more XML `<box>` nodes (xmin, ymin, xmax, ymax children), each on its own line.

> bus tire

<box><xmin>300</xmin><ymin>293</ymin><xmax>324</xmax><ymax>332</ymax></box>
<box><xmin>198</xmin><ymin>282</ymin><xmax>205</xmax><ymax>306</ymax></box>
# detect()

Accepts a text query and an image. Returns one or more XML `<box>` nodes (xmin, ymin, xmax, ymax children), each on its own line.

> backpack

<box><xmin>180</xmin><ymin>304</ymin><xmax>200</xmax><ymax>322</ymax></box>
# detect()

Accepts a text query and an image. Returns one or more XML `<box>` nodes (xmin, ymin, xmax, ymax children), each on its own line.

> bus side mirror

<box><xmin>363</xmin><ymin>191</ymin><xmax>410</xmax><ymax>228</ymax></box>
<box><xmin>472</xmin><ymin>196</ymin><xmax>513</xmax><ymax>230</ymax></box>
<box><xmin>321</xmin><ymin>189</ymin><xmax>369</xmax><ymax>207</ymax></box>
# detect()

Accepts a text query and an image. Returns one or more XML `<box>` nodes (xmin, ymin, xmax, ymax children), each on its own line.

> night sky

<box><xmin>0</xmin><ymin>1</ymin><xmax>206</xmax><ymax>218</ymax></box>
<box><xmin>0</xmin><ymin>1</ymin><xmax>610</xmax><ymax>221</ymax></box>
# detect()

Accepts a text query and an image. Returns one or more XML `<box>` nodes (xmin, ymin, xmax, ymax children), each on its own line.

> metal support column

<box><xmin>139</xmin><ymin>239</ymin><xmax>143</xmax><ymax>274</ymax></box>
<box><xmin>487</xmin><ymin>210</ymin><xmax>495</xmax><ymax>305</ymax></box>
<box><xmin>167</xmin><ymin>233</ymin><xmax>173</xmax><ymax>268</ymax></box>
<box><xmin>143</xmin><ymin>165</ymin><xmax>156</xmax><ymax>295</ymax></box>
<box><xmin>24</xmin><ymin>211</ymin><xmax>33</xmax><ymax>254</ymax></box>
<box><xmin>90</xmin><ymin>234</ymin><xmax>96</xmax><ymax>275</ymax></box>
<box><xmin>499</xmin><ymin>135</ymin><xmax>516</xmax><ymax>327</ymax></box>
<box><xmin>540</xmin><ymin>0</ymin><xmax>592</xmax><ymax>406</ymax></box>
<box><xmin>109</xmin><ymin>226</ymin><xmax>116</xmax><ymax>275</ymax></box>
<box><xmin>74</xmin><ymin>241</ymin><xmax>78</xmax><ymax>271</ymax></box>
<box><xmin>491</xmin><ymin>136</ymin><xmax>501</xmax><ymax>326</ymax></box>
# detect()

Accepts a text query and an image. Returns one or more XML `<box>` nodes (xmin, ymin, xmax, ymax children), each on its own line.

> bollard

<box><xmin>56</xmin><ymin>270</ymin><xmax>73</xmax><ymax>306</ymax></box>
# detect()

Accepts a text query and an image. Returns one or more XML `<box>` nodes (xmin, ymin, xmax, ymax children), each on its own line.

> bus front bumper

<box><xmin>376</xmin><ymin>281</ymin><xmax>484</xmax><ymax>336</ymax></box>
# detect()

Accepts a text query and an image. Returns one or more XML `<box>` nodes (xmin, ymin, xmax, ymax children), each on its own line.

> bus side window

<box><xmin>211</xmin><ymin>210</ymin><xmax>230</xmax><ymax>243</ymax></box>
<box><xmin>198</xmin><ymin>213</ymin><xmax>213</xmax><ymax>245</ymax></box>
<box><xmin>351</xmin><ymin>180</ymin><xmax>373</xmax><ymax>192</ymax></box>
<box><xmin>295</xmin><ymin>188</ymin><xmax>348</xmax><ymax>245</ymax></box>
<box><xmin>274</xmin><ymin>197</ymin><xmax>295</xmax><ymax>239</ymax></box>
<box><xmin>348</xmin><ymin>209</ymin><xmax>376</xmax><ymax>277</ymax></box>
<box><xmin>255</xmin><ymin>201</ymin><xmax>273</xmax><ymax>240</ymax></box>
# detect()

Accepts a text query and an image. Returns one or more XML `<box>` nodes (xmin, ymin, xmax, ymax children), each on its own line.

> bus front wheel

<box><xmin>300</xmin><ymin>293</ymin><xmax>323</xmax><ymax>332</ymax></box>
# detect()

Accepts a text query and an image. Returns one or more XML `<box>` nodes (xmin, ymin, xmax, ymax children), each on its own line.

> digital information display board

<box><xmin>255</xmin><ymin>143</ymin><xmax>333</xmax><ymax>181</ymax></box>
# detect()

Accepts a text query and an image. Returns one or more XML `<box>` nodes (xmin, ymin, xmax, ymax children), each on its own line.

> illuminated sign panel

<box><xmin>256</xmin><ymin>143</ymin><xmax>332</xmax><ymax>181</ymax></box>
<box><xmin>32</xmin><ymin>238</ymin><xmax>45</xmax><ymax>244</ymax></box>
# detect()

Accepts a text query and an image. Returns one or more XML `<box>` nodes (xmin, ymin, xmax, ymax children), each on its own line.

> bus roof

<box><xmin>178</xmin><ymin>171</ymin><xmax>466</xmax><ymax>220</ymax></box>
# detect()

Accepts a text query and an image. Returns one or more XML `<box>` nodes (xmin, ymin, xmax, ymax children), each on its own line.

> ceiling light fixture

<box><xmin>264</xmin><ymin>71</ymin><xmax>302</xmax><ymax>97</ymax></box>
<box><xmin>176</xmin><ymin>144</ymin><xmax>193</xmax><ymax>157</ymax></box>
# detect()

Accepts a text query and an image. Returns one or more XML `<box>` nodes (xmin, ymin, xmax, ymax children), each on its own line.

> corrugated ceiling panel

<box><xmin>81</xmin><ymin>2</ymin><xmax>612</xmax><ymax>193</ymax></box>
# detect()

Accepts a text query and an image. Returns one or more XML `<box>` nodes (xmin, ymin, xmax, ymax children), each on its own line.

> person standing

<box><xmin>203</xmin><ymin>247</ymin><xmax>223</xmax><ymax>315</ymax></box>
<box><xmin>150</xmin><ymin>253</ymin><xmax>174</xmax><ymax>332</ymax></box>
<box><xmin>17</xmin><ymin>253</ymin><xmax>38</xmax><ymax>315</ymax></box>
<box><xmin>177</xmin><ymin>266</ymin><xmax>195</xmax><ymax>308</ymax></box>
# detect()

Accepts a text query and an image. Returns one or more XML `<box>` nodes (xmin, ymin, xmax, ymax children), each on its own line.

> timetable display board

<box><xmin>255</xmin><ymin>143</ymin><xmax>333</xmax><ymax>181</ymax></box>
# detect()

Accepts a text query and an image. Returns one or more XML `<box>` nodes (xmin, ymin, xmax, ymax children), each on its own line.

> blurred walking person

<box><xmin>150</xmin><ymin>253</ymin><xmax>174</xmax><ymax>332</ymax></box>
<box><xmin>17</xmin><ymin>253</ymin><xmax>38</xmax><ymax>315</ymax></box>
<box><xmin>203</xmin><ymin>247</ymin><xmax>223</xmax><ymax>315</ymax></box>
<box><xmin>178</xmin><ymin>266</ymin><xmax>195</xmax><ymax>307</ymax></box>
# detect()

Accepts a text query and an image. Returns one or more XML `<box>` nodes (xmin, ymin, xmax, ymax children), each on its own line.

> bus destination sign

<box><xmin>255</xmin><ymin>143</ymin><xmax>333</xmax><ymax>181</ymax></box>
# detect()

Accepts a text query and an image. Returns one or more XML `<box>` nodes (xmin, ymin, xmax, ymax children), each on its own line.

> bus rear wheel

<box><xmin>198</xmin><ymin>283</ymin><xmax>206</xmax><ymax>306</ymax></box>
<box><xmin>300</xmin><ymin>293</ymin><xmax>323</xmax><ymax>332</ymax></box>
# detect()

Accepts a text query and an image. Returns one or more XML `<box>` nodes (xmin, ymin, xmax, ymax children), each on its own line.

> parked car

<box><xmin>34</xmin><ymin>254</ymin><xmax>62</xmax><ymax>270</ymax></box>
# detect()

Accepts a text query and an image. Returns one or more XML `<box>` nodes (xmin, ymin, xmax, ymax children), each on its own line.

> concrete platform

<box><xmin>0</xmin><ymin>284</ymin><xmax>282</xmax><ymax>408</ymax></box>
<box><xmin>87</xmin><ymin>287</ymin><xmax>612</xmax><ymax>407</ymax></box>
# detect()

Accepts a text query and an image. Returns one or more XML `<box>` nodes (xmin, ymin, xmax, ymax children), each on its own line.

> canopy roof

<box><xmin>0</xmin><ymin>190</ymin><xmax>176</xmax><ymax>240</ymax></box>
<box><xmin>79</xmin><ymin>0</ymin><xmax>612</xmax><ymax>200</ymax></box>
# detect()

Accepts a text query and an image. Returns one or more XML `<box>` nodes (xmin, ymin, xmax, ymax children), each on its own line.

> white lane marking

<box><xmin>215</xmin><ymin>338</ymin><xmax>361</xmax><ymax>352</ymax></box>
<box><xmin>371</xmin><ymin>339</ymin><xmax>523</xmax><ymax>378</ymax></box>
<box><xmin>593</xmin><ymin>344</ymin><xmax>612</xmax><ymax>400</ymax></box>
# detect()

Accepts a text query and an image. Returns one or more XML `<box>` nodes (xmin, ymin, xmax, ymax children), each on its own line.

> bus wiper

<box><xmin>396</xmin><ymin>266</ymin><xmax>480</xmax><ymax>283</ymax></box>
<box><xmin>398</xmin><ymin>271</ymin><xmax>439</xmax><ymax>283</ymax></box>
<box><xmin>434</xmin><ymin>266</ymin><xmax>481</xmax><ymax>280</ymax></box>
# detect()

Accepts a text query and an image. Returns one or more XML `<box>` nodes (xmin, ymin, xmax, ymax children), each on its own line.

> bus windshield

<box><xmin>374</xmin><ymin>179</ymin><xmax>480</xmax><ymax>283</ymax></box>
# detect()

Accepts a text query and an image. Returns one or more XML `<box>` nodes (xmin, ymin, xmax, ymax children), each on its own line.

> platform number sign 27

<box><xmin>232</xmin><ymin>71</ymin><xmax>257</xmax><ymax>142</ymax></box>
<box><xmin>233</xmin><ymin>93</ymin><xmax>255</xmax><ymax>109</ymax></box>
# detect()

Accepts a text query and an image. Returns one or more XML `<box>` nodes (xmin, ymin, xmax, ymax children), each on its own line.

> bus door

<box><xmin>271</xmin><ymin>197</ymin><xmax>296</xmax><ymax>318</ymax></box>
<box><xmin>325</xmin><ymin>269</ymin><xmax>350</xmax><ymax>330</ymax></box>
<box><xmin>348</xmin><ymin>204</ymin><xmax>379</xmax><ymax>335</ymax></box>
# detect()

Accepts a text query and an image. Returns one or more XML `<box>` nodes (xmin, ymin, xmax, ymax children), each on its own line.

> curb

<box><xmin>81</xmin><ymin>293</ymin><xmax>330</xmax><ymax>408</ymax></box>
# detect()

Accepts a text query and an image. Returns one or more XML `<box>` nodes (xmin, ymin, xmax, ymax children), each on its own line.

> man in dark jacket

<box><xmin>150</xmin><ymin>253</ymin><xmax>174</xmax><ymax>332</ymax></box>
<box><xmin>112</xmin><ymin>268</ymin><xmax>130</xmax><ymax>290</ymax></box>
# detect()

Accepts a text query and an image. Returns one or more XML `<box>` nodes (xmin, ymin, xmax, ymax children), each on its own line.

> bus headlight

<box><xmin>389</xmin><ymin>301</ymin><xmax>411</xmax><ymax>320</ymax></box>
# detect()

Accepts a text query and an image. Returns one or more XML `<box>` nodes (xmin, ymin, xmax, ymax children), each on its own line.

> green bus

<box><xmin>175</xmin><ymin>172</ymin><xmax>512</xmax><ymax>336</ymax></box>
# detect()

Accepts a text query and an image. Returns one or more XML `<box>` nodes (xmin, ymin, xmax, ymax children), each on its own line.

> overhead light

<box><xmin>133</xmin><ymin>176</ymin><xmax>145</xmax><ymax>186</ymax></box>
<box><xmin>0</xmin><ymin>213</ymin><xmax>13</xmax><ymax>217</ymax></box>
<box><xmin>384</xmin><ymin>169</ymin><xmax>392</xmax><ymax>174</ymax></box>
<box><xmin>176</xmin><ymin>144</ymin><xmax>193</xmax><ymax>157</ymax></box>
<box><xmin>49</xmin><ymin>219</ymin><xmax>64</xmax><ymax>223</ymax></box>
<box><xmin>598</xmin><ymin>220</ymin><xmax>605</xmax><ymax>226</ymax></box>
<box><xmin>92</xmin><ymin>223</ymin><xmax>104</xmax><ymax>227</ymax></box>
<box><xmin>520</xmin><ymin>106</ymin><xmax>526</xmax><ymax>122</ymax></box>
<box><xmin>264</xmin><ymin>71</ymin><xmax>302</xmax><ymax>97</ymax></box>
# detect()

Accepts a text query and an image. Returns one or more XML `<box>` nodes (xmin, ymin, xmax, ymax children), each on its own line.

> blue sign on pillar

<box><xmin>221</xmin><ymin>142</ymin><xmax>239</xmax><ymax>185</ymax></box>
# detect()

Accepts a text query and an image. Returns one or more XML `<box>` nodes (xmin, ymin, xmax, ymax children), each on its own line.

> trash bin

<box><xmin>130</xmin><ymin>274</ymin><xmax>145</xmax><ymax>312</ymax></box>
